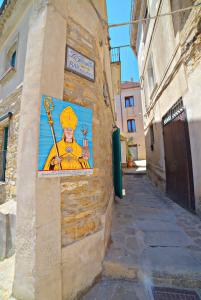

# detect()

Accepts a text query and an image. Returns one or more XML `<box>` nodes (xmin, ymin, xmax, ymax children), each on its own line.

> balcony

<box><xmin>0</xmin><ymin>0</ymin><xmax>9</xmax><ymax>16</ymax></box>
<box><xmin>110</xmin><ymin>47</ymin><xmax>120</xmax><ymax>63</ymax></box>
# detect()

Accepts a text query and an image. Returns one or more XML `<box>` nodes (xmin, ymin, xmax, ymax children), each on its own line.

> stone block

<box><xmin>62</xmin><ymin>230</ymin><xmax>104</xmax><ymax>300</ymax></box>
<box><xmin>103</xmin><ymin>260</ymin><xmax>138</xmax><ymax>280</ymax></box>
<box><xmin>0</xmin><ymin>183</ymin><xmax>6</xmax><ymax>205</ymax></box>
<box><xmin>0</xmin><ymin>200</ymin><xmax>16</xmax><ymax>260</ymax></box>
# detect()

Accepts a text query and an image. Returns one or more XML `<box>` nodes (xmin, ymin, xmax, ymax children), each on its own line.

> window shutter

<box><xmin>2</xmin><ymin>127</ymin><xmax>8</xmax><ymax>181</ymax></box>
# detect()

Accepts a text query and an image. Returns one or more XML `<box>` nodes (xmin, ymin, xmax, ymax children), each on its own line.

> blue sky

<box><xmin>106</xmin><ymin>0</ymin><xmax>139</xmax><ymax>82</ymax></box>
<box><xmin>0</xmin><ymin>0</ymin><xmax>139</xmax><ymax>81</ymax></box>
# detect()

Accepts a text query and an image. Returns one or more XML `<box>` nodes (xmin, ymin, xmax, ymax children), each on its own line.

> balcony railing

<box><xmin>0</xmin><ymin>0</ymin><xmax>9</xmax><ymax>16</ymax></box>
<box><xmin>110</xmin><ymin>47</ymin><xmax>120</xmax><ymax>63</ymax></box>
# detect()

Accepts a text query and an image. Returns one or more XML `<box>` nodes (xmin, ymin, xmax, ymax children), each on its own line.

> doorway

<box><xmin>163</xmin><ymin>98</ymin><xmax>195</xmax><ymax>211</ymax></box>
<box><xmin>129</xmin><ymin>145</ymin><xmax>138</xmax><ymax>160</ymax></box>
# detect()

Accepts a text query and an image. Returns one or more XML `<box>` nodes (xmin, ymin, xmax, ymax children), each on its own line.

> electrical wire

<box><xmin>109</xmin><ymin>2</ymin><xmax>201</xmax><ymax>28</ymax></box>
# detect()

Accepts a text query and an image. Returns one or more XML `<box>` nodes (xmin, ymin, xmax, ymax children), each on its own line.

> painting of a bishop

<box><xmin>44</xmin><ymin>106</ymin><xmax>90</xmax><ymax>171</ymax></box>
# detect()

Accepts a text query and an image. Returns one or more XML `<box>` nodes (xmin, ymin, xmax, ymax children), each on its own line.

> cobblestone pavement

<box><xmin>1</xmin><ymin>175</ymin><xmax>201</xmax><ymax>300</ymax></box>
<box><xmin>83</xmin><ymin>174</ymin><xmax>201</xmax><ymax>299</ymax></box>
<box><xmin>82</xmin><ymin>279</ymin><xmax>150</xmax><ymax>300</ymax></box>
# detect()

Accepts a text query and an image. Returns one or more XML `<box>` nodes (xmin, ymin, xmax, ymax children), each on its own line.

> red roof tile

<box><xmin>121</xmin><ymin>81</ymin><xmax>141</xmax><ymax>89</ymax></box>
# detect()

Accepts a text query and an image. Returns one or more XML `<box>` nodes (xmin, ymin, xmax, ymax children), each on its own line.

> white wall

<box><xmin>121</xmin><ymin>141</ymin><xmax>127</xmax><ymax>164</ymax></box>
<box><xmin>135</xmin><ymin>0</ymin><xmax>201</xmax><ymax>208</ymax></box>
<box><xmin>0</xmin><ymin>3</ymin><xmax>32</xmax><ymax>100</ymax></box>
<box><xmin>183</xmin><ymin>62</ymin><xmax>201</xmax><ymax>214</ymax></box>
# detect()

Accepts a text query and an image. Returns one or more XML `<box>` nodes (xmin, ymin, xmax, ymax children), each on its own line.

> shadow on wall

<box><xmin>145</xmin><ymin>117</ymin><xmax>201</xmax><ymax>215</ymax></box>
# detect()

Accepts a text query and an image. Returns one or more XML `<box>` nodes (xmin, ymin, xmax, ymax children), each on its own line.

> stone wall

<box><xmin>62</xmin><ymin>17</ymin><xmax>114</xmax><ymax>248</ymax></box>
<box><xmin>0</xmin><ymin>86</ymin><xmax>21</xmax><ymax>204</ymax></box>
<box><xmin>12</xmin><ymin>1</ymin><xmax>115</xmax><ymax>299</ymax></box>
<box><xmin>61</xmin><ymin>13</ymin><xmax>114</xmax><ymax>299</ymax></box>
<box><xmin>5</xmin><ymin>112</ymin><xmax>20</xmax><ymax>202</ymax></box>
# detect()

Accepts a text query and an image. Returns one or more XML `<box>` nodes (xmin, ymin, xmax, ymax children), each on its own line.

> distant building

<box><xmin>131</xmin><ymin>0</ymin><xmax>201</xmax><ymax>214</ymax></box>
<box><xmin>115</xmin><ymin>81</ymin><xmax>146</xmax><ymax>166</ymax></box>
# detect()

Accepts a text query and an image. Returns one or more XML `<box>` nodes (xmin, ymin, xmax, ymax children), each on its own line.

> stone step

<box><xmin>102</xmin><ymin>259</ymin><xmax>139</xmax><ymax>280</ymax></box>
<box><xmin>102</xmin><ymin>258</ymin><xmax>201</xmax><ymax>291</ymax></box>
<box><xmin>81</xmin><ymin>278</ymin><xmax>151</xmax><ymax>300</ymax></box>
<box><xmin>123</xmin><ymin>169</ymin><xmax>147</xmax><ymax>175</ymax></box>
<box><xmin>101</xmin><ymin>174</ymin><xmax>201</xmax><ymax>296</ymax></box>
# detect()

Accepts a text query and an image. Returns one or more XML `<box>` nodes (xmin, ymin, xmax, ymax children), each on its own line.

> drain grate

<box><xmin>152</xmin><ymin>287</ymin><xmax>200</xmax><ymax>300</ymax></box>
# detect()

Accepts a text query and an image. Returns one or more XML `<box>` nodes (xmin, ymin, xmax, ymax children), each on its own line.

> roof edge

<box><xmin>130</xmin><ymin>0</ymin><xmax>141</xmax><ymax>56</ymax></box>
<box><xmin>121</xmin><ymin>81</ymin><xmax>141</xmax><ymax>89</ymax></box>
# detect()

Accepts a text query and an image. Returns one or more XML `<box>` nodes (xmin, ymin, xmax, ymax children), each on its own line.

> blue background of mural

<box><xmin>38</xmin><ymin>96</ymin><xmax>93</xmax><ymax>171</ymax></box>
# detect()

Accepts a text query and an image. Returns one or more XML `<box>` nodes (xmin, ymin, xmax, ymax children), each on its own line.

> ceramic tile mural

<box><xmin>38</xmin><ymin>95</ymin><xmax>93</xmax><ymax>176</ymax></box>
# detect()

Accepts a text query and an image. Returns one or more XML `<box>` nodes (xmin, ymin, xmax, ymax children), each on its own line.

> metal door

<box><xmin>112</xmin><ymin>128</ymin><xmax>123</xmax><ymax>198</ymax></box>
<box><xmin>163</xmin><ymin>99</ymin><xmax>195</xmax><ymax>211</ymax></box>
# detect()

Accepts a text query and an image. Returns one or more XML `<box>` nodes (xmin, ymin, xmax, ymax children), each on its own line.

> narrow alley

<box><xmin>1</xmin><ymin>1</ymin><xmax>201</xmax><ymax>299</ymax></box>
<box><xmin>83</xmin><ymin>173</ymin><xmax>201</xmax><ymax>299</ymax></box>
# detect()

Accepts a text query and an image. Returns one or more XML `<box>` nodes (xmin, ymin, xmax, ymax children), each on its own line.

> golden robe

<box><xmin>44</xmin><ymin>138</ymin><xmax>90</xmax><ymax>171</ymax></box>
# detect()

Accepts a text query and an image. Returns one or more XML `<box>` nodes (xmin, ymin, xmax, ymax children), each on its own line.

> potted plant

<box><xmin>127</xmin><ymin>148</ymin><xmax>133</xmax><ymax>168</ymax></box>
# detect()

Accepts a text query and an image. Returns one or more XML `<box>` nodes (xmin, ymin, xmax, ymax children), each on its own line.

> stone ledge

<box><xmin>0</xmin><ymin>200</ymin><xmax>16</xmax><ymax>260</ymax></box>
<box><xmin>0</xmin><ymin>199</ymin><xmax>16</xmax><ymax>215</ymax></box>
<box><xmin>103</xmin><ymin>260</ymin><xmax>138</xmax><ymax>280</ymax></box>
<box><xmin>62</xmin><ymin>229</ymin><xmax>104</xmax><ymax>299</ymax></box>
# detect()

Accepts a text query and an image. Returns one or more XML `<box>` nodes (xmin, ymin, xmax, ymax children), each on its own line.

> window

<box><xmin>127</xmin><ymin>119</ymin><xmax>136</xmax><ymax>132</ymax></box>
<box><xmin>144</xmin><ymin>76</ymin><xmax>149</xmax><ymax>109</ymax></box>
<box><xmin>10</xmin><ymin>51</ymin><xmax>16</xmax><ymax>68</ymax></box>
<box><xmin>6</xmin><ymin>42</ymin><xmax>17</xmax><ymax>70</ymax></box>
<box><xmin>0</xmin><ymin>41</ymin><xmax>17</xmax><ymax>83</ymax></box>
<box><xmin>143</xmin><ymin>4</ymin><xmax>150</xmax><ymax>43</ymax></box>
<box><xmin>147</xmin><ymin>55</ymin><xmax>156</xmax><ymax>94</ymax></box>
<box><xmin>0</xmin><ymin>127</ymin><xmax>8</xmax><ymax>181</ymax></box>
<box><xmin>150</xmin><ymin>124</ymin><xmax>154</xmax><ymax>151</ymax></box>
<box><xmin>125</xmin><ymin>96</ymin><xmax>134</xmax><ymax>108</ymax></box>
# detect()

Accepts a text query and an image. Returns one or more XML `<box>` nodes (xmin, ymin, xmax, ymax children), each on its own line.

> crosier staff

<box><xmin>44</xmin><ymin>96</ymin><xmax>62</xmax><ymax>170</ymax></box>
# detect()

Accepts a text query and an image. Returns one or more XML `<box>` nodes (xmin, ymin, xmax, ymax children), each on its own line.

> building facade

<box><xmin>115</xmin><ymin>81</ymin><xmax>146</xmax><ymax>166</ymax></box>
<box><xmin>0</xmin><ymin>0</ymin><xmax>31</xmax><ymax>204</ymax></box>
<box><xmin>0</xmin><ymin>0</ymin><xmax>117</xmax><ymax>299</ymax></box>
<box><xmin>131</xmin><ymin>0</ymin><xmax>201</xmax><ymax>214</ymax></box>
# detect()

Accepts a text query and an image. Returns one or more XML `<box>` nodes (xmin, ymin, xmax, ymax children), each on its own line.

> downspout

<box><xmin>119</xmin><ymin>52</ymin><xmax>124</xmax><ymax>132</ymax></box>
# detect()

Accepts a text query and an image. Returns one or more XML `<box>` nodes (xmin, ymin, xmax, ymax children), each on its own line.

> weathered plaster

<box><xmin>13</xmin><ymin>1</ymin><xmax>66</xmax><ymax>299</ymax></box>
<box><xmin>11</xmin><ymin>0</ymin><xmax>115</xmax><ymax>299</ymax></box>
